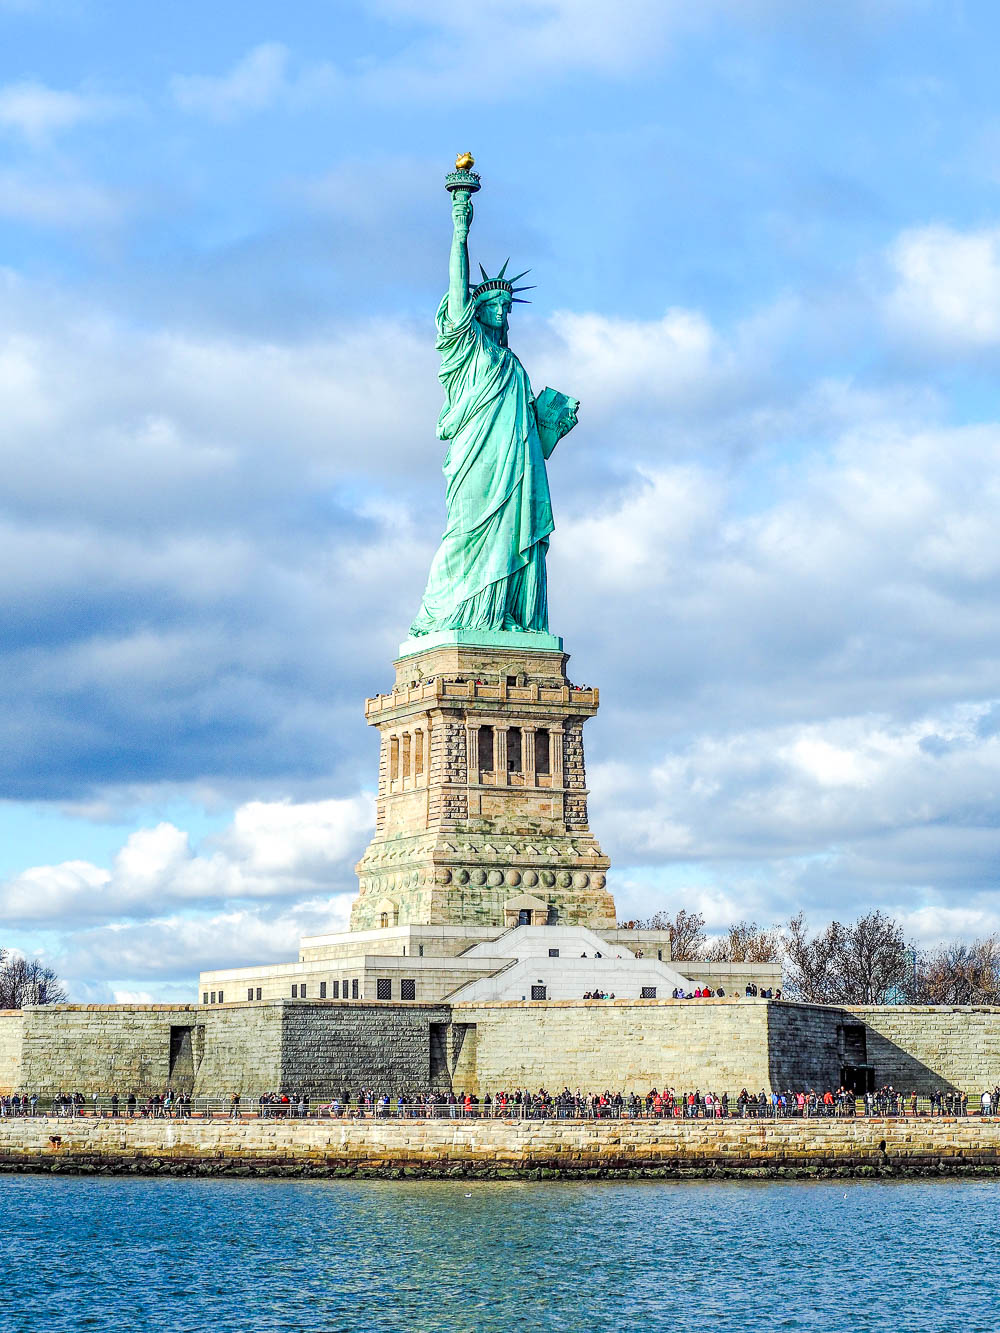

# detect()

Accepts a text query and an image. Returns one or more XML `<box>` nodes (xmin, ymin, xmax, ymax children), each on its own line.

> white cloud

<box><xmin>171</xmin><ymin>43</ymin><xmax>296</xmax><ymax>120</ymax></box>
<box><xmin>0</xmin><ymin>796</ymin><xmax>373</xmax><ymax>925</ymax></box>
<box><xmin>58</xmin><ymin>897</ymin><xmax>352</xmax><ymax>983</ymax></box>
<box><xmin>167</xmin><ymin>2</ymin><xmax>768</xmax><ymax>117</ymax></box>
<box><xmin>887</xmin><ymin>224</ymin><xmax>1000</xmax><ymax>351</ymax></box>
<box><xmin>0</xmin><ymin>80</ymin><xmax>123</xmax><ymax>143</ymax></box>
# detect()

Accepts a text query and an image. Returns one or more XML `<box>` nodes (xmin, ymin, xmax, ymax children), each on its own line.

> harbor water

<box><xmin>0</xmin><ymin>1175</ymin><xmax>996</xmax><ymax>1331</ymax></box>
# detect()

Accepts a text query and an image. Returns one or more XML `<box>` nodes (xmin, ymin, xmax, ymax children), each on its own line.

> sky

<box><xmin>2</xmin><ymin>0</ymin><xmax>1000</xmax><ymax>1000</ymax></box>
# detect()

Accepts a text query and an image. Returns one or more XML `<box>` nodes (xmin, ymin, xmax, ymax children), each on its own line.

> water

<box><xmin>0</xmin><ymin>1175</ymin><xmax>997</xmax><ymax>1332</ymax></box>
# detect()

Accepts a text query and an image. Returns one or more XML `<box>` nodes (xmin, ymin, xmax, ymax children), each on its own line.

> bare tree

<box><xmin>706</xmin><ymin>920</ymin><xmax>783</xmax><ymax>964</ymax></box>
<box><xmin>783</xmin><ymin>911</ymin><xmax>907</xmax><ymax>1004</ymax></box>
<box><xmin>667</xmin><ymin>909</ymin><xmax>707</xmax><ymax>962</ymax></box>
<box><xmin>783</xmin><ymin>912</ymin><xmax>842</xmax><ymax>1002</ymax></box>
<box><xmin>620</xmin><ymin>912</ymin><xmax>671</xmax><ymax>930</ymax></box>
<box><xmin>621</xmin><ymin>909</ymin><xmax>707</xmax><ymax>960</ymax></box>
<box><xmin>841</xmin><ymin>911</ymin><xmax>908</xmax><ymax>1004</ymax></box>
<box><xmin>0</xmin><ymin>954</ymin><xmax>68</xmax><ymax>1008</ymax></box>
<box><xmin>916</xmin><ymin>937</ymin><xmax>1000</xmax><ymax>1005</ymax></box>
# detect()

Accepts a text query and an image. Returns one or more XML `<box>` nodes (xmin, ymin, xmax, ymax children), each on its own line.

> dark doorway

<box><xmin>518</xmin><ymin>909</ymin><xmax>531</xmax><ymax>926</ymax></box>
<box><xmin>842</xmin><ymin>1064</ymin><xmax>876</xmax><ymax>1095</ymax></box>
<box><xmin>168</xmin><ymin>1025</ymin><xmax>198</xmax><ymax>1091</ymax></box>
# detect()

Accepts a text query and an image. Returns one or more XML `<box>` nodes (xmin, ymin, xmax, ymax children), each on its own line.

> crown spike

<box><xmin>497</xmin><ymin>258</ymin><xmax>510</xmax><ymax>279</ymax></box>
<box><xmin>512</xmin><ymin>285</ymin><xmax>535</xmax><ymax>293</ymax></box>
<box><xmin>479</xmin><ymin>262</ymin><xmax>489</xmax><ymax>282</ymax></box>
<box><xmin>508</xmin><ymin>269</ymin><xmax>531</xmax><ymax>285</ymax></box>
<box><xmin>512</xmin><ymin>297</ymin><xmax>531</xmax><ymax>303</ymax></box>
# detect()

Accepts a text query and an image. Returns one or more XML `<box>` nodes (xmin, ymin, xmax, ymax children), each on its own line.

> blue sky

<box><xmin>3</xmin><ymin>0</ymin><xmax>1000</xmax><ymax>999</ymax></box>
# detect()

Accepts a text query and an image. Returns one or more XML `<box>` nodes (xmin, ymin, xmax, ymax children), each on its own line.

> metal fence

<box><xmin>0</xmin><ymin>1094</ymin><xmax>989</xmax><ymax>1121</ymax></box>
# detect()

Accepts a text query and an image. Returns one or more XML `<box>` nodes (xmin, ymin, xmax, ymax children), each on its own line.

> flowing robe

<box><xmin>409</xmin><ymin>295</ymin><xmax>554</xmax><ymax>635</ymax></box>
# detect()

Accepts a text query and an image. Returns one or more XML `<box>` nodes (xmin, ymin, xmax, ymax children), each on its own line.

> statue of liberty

<box><xmin>409</xmin><ymin>155</ymin><xmax>579</xmax><ymax>639</ymax></box>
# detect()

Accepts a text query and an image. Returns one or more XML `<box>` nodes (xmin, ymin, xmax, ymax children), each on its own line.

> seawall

<box><xmin>3</xmin><ymin>1118</ymin><xmax>1000</xmax><ymax>1179</ymax></box>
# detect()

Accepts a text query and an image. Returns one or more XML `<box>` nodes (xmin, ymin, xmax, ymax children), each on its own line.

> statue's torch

<box><xmin>445</xmin><ymin>151</ymin><xmax>481</xmax><ymax>202</ymax></box>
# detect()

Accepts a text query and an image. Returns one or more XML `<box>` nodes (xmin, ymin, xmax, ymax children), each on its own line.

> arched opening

<box><xmin>380</xmin><ymin>912</ymin><xmax>389</xmax><ymax>929</ymax></box>
<box><xmin>518</xmin><ymin>908</ymin><xmax>531</xmax><ymax>926</ymax></box>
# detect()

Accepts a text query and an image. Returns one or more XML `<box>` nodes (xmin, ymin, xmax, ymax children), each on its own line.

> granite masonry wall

<box><xmin>16</xmin><ymin>1005</ymin><xmax>205</xmax><ymax>1097</ymax></box>
<box><xmin>5</xmin><ymin>999</ymin><xmax>1000</xmax><ymax>1099</ymax></box>
<box><xmin>845</xmin><ymin>1006</ymin><xmax>1000</xmax><ymax>1093</ymax></box>
<box><xmin>456</xmin><ymin>998</ymin><xmax>776</xmax><ymax>1094</ymax></box>
<box><xmin>5</xmin><ymin>1001</ymin><xmax>454</xmax><ymax>1098</ymax></box>
<box><xmin>278</xmin><ymin>1001</ymin><xmax>452</xmax><ymax>1095</ymax></box>
<box><xmin>3</xmin><ymin>1116</ymin><xmax>1000</xmax><ymax>1179</ymax></box>
<box><xmin>0</xmin><ymin>1012</ymin><xmax>23</xmax><ymax>1093</ymax></box>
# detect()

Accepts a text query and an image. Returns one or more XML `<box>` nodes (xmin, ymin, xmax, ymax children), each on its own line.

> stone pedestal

<box><xmin>351</xmin><ymin>633</ymin><xmax>615</xmax><ymax>931</ymax></box>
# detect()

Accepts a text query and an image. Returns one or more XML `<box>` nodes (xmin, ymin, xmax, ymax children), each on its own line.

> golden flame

<box><xmin>455</xmin><ymin>152</ymin><xmax>475</xmax><ymax>171</ymax></box>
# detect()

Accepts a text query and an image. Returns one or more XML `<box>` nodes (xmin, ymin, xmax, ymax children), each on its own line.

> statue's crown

<box><xmin>472</xmin><ymin>259</ymin><xmax>535</xmax><ymax>304</ymax></box>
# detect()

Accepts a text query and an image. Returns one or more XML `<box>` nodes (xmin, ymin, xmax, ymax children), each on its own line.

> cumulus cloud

<box><xmin>0</xmin><ymin>80</ymin><xmax>124</xmax><ymax>143</ymax></box>
<box><xmin>0</xmin><ymin>796</ymin><xmax>372</xmax><ymax>926</ymax></box>
<box><xmin>56</xmin><ymin>897</ymin><xmax>352</xmax><ymax>985</ymax></box>
<box><xmin>887</xmin><ymin>224</ymin><xmax>1000</xmax><ymax>352</ymax></box>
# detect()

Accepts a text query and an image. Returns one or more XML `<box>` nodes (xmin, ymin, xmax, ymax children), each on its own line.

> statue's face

<box><xmin>477</xmin><ymin>289</ymin><xmax>512</xmax><ymax>333</ymax></box>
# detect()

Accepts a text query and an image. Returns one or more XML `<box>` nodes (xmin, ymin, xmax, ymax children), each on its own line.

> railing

<box><xmin>0</xmin><ymin>1095</ymin><xmax>988</xmax><ymax>1121</ymax></box>
<box><xmin>365</xmin><ymin>679</ymin><xmax>598</xmax><ymax>716</ymax></box>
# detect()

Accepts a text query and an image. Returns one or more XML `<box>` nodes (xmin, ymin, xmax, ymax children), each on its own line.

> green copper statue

<box><xmin>409</xmin><ymin>154</ymin><xmax>579</xmax><ymax>638</ymax></box>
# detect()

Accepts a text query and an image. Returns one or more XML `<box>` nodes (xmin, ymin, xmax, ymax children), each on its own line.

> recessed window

<box><xmin>535</xmin><ymin>729</ymin><xmax>551</xmax><ymax>775</ymax></box>
<box><xmin>478</xmin><ymin>725</ymin><xmax>494</xmax><ymax>772</ymax></box>
<box><xmin>331</xmin><ymin>980</ymin><xmax>340</xmax><ymax>999</ymax></box>
<box><xmin>320</xmin><ymin>982</ymin><xmax>327</xmax><ymax>998</ymax></box>
<box><xmin>414</xmin><ymin>730</ymin><xmax>424</xmax><ymax>777</ymax></box>
<box><xmin>291</xmin><ymin>985</ymin><xmax>298</xmax><ymax>998</ymax></box>
<box><xmin>507</xmin><ymin>726</ymin><xmax>522</xmax><ymax>772</ymax></box>
<box><xmin>202</xmin><ymin>992</ymin><xmax>208</xmax><ymax>1005</ymax></box>
<box><xmin>641</xmin><ymin>986</ymin><xmax>657</xmax><ymax>999</ymax></box>
<box><xmin>530</xmin><ymin>984</ymin><xmax>547</xmax><ymax>1000</ymax></box>
<box><xmin>300</xmin><ymin>984</ymin><xmax>306</xmax><ymax>999</ymax></box>
<box><xmin>210</xmin><ymin>991</ymin><xmax>216</xmax><ymax>1004</ymax></box>
<box><xmin>218</xmin><ymin>991</ymin><xmax>223</xmax><ymax>1003</ymax></box>
<box><xmin>377</xmin><ymin>978</ymin><xmax>392</xmax><ymax>1000</ymax></box>
<box><xmin>418</xmin><ymin>945</ymin><xmax>424</xmax><ymax>957</ymax></box>
<box><xmin>351</xmin><ymin>979</ymin><xmax>359</xmax><ymax>999</ymax></box>
<box><xmin>402</xmin><ymin>732</ymin><xmax>411</xmax><ymax>778</ymax></box>
<box><xmin>401</xmin><ymin>979</ymin><xmax>416</xmax><ymax>1001</ymax></box>
<box><xmin>548</xmin><ymin>948</ymin><xmax>559</xmax><ymax>958</ymax></box>
<box><xmin>380</xmin><ymin>912</ymin><xmax>389</xmax><ymax>929</ymax></box>
<box><xmin>255</xmin><ymin>987</ymin><xmax>261</xmax><ymax>1000</ymax></box>
<box><xmin>390</xmin><ymin>736</ymin><xmax>400</xmax><ymax>780</ymax></box>
<box><xmin>247</xmin><ymin>988</ymin><xmax>254</xmax><ymax>1001</ymax></box>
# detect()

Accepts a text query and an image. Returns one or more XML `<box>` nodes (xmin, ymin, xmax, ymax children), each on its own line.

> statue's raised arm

<box><xmin>448</xmin><ymin>193</ymin><xmax>472</xmax><ymax>322</ymax></box>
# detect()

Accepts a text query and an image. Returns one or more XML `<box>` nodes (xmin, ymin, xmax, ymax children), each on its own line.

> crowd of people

<box><xmin>3</xmin><ymin>1084</ymin><xmax>998</xmax><ymax>1120</ymax></box>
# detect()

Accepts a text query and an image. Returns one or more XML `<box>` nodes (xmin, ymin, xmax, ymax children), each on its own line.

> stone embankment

<box><xmin>3</xmin><ymin>1117</ymin><xmax>1000</xmax><ymax>1178</ymax></box>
